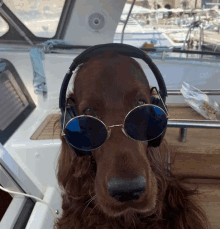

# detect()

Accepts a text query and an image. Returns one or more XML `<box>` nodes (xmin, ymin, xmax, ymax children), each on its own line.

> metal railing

<box><xmin>1</xmin><ymin>45</ymin><xmax>220</xmax><ymax>60</ymax></box>
<box><xmin>165</xmin><ymin>117</ymin><xmax>220</xmax><ymax>176</ymax></box>
<box><xmin>167</xmin><ymin>89</ymin><xmax>220</xmax><ymax>95</ymax></box>
<box><xmin>140</xmin><ymin>48</ymin><xmax>220</xmax><ymax>57</ymax></box>
<box><xmin>168</xmin><ymin>119</ymin><xmax>220</xmax><ymax>142</ymax></box>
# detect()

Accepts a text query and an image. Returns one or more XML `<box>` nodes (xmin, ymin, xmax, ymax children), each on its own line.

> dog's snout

<box><xmin>107</xmin><ymin>175</ymin><xmax>146</xmax><ymax>202</ymax></box>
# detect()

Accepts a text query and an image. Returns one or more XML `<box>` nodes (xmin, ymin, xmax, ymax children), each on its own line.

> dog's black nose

<box><xmin>107</xmin><ymin>175</ymin><xmax>146</xmax><ymax>202</ymax></box>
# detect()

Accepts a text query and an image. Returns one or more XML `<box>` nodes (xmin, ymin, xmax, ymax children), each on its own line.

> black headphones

<box><xmin>59</xmin><ymin>43</ymin><xmax>168</xmax><ymax>157</ymax></box>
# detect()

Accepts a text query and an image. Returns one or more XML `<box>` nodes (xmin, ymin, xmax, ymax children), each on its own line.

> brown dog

<box><xmin>54</xmin><ymin>50</ymin><xmax>210</xmax><ymax>229</ymax></box>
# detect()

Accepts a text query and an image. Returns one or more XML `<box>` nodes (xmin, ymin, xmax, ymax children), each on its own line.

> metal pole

<box><xmin>167</xmin><ymin>89</ymin><xmax>220</xmax><ymax>95</ymax></box>
<box><xmin>179</xmin><ymin>127</ymin><xmax>187</xmax><ymax>142</ymax></box>
<box><xmin>121</xmin><ymin>0</ymin><xmax>136</xmax><ymax>44</ymax></box>
<box><xmin>168</xmin><ymin>119</ymin><xmax>220</xmax><ymax>128</ymax></box>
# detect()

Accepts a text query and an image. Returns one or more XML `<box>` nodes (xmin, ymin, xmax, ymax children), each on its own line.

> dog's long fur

<box><xmin>53</xmin><ymin>51</ymin><xmax>211</xmax><ymax>229</ymax></box>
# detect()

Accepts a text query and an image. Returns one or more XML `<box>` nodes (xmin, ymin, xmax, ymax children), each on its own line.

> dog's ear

<box><xmin>56</xmin><ymin>135</ymin><xmax>76</xmax><ymax>189</ymax></box>
<box><xmin>53</xmin><ymin>91</ymin><xmax>77</xmax><ymax>189</ymax></box>
<box><xmin>147</xmin><ymin>138</ymin><xmax>171</xmax><ymax>171</ymax></box>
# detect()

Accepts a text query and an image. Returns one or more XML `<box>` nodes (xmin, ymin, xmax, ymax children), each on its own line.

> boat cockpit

<box><xmin>0</xmin><ymin>0</ymin><xmax>220</xmax><ymax>228</ymax></box>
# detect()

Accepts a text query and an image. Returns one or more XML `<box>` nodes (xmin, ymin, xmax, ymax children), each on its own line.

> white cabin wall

<box><xmin>63</xmin><ymin>0</ymin><xmax>127</xmax><ymax>45</ymax></box>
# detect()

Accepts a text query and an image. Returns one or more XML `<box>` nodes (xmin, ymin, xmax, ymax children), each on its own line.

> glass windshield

<box><xmin>113</xmin><ymin>0</ymin><xmax>220</xmax><ymax>56</ymax></box>
<box><xmin>1</xmin><ymin>0</ymin><xmax>220</xmax><ymax>58</ymax></box>
<box><xmin>3</xmin><ymin>0</ymin><xmax>65</xmax><ymax>38</ymax></box>
<box><xmin>0</xmin><ymin>16</ymin><xmax>9</xmax><ymax>37</ymax></box>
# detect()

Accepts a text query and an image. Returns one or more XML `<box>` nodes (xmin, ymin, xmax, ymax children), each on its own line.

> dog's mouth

<box><xmin>96</xmin><ymin>190</ymin><xmax>157</xmax><ymax>218</ymax></box>
<box><xmin>112</xmin><ymin>191</ymin><xmax>144</xmax><ymax>202</ymax></box>
<box><xmin>101</xmin><ymin>200</ymin><xmax>157</xmax><ymax>218</ymax></box>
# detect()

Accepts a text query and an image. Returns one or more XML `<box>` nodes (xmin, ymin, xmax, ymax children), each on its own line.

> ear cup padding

<box><xmin>150</xmin><ymin>96</ymin><xmax>160</xmax><ymax>106</ymax></box>
<box><xmin>60</xmin><ymin>108</ymin><xmax>72</xmax><ymax>130</ymax></box>
<box><xmin>148</xmin><ymin>126</ymin><xmax>167</xmax><ymax>147</ymax></box>
<box><xmin>149</xmin><ymin>95</ymin><xmax>167</xmax><ymax>147</ymax></box>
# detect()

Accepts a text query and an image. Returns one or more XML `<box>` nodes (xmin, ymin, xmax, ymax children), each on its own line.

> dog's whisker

<box><xmin>85</xmin><ymin>194</ymin><xmax>96</xmax><ymax>204</ymax></box>
<box><xmin>130</xmin><ymin>214</ymin><xmax>136</xmax><ymax>229</ymax></box>
<box><xmin>82</xmin><ymin>195</ymin><xmax>97</xmax><ymax>215</ymax></box>
<box><xmin>90</xmin><ymin>174</ymin><xmax>95</xmax><ymax>182</ymax></box>
<box><xmin>88</xmin><ymin>188</ymin><xmax>96</xmax><ymax>198</ymax></box>
<box><xmin>88</xmin><ymin>202</ymin><xmax>99</xmax><ymax>217</ymax></box>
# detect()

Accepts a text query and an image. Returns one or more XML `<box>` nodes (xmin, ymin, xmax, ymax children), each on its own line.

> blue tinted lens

<box><xmin>124</xmin><ymin>105</ymin><xmax>167</xmax><ymax>141</ymax></box>
<box><xmin>65</xmin><ymin>116</ymin><xmax>108</xmax><ymax>151</ymax></box>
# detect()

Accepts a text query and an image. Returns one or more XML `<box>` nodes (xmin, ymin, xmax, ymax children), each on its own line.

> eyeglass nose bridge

<box><xmin>107</xmin><ymin>124</ymin><xmax>129</xmax><ymax>140</ymax></box>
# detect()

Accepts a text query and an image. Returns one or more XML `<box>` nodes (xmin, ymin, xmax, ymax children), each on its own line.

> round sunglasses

<box><xmin>62</xmin><ymin>104</ymin><xmax>169</xmax><ymax>151</ymax></box>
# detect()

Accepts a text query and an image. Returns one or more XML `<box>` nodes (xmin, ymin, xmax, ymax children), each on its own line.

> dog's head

<box><xmin>56</xmin><ymin>50</ymin><xmax>169</xmax><ymax>220</ymax></box>
<box><xmin>54</xmin><ymin>50</ymin><xmax>212</xmax><ymax>229</ymax></box>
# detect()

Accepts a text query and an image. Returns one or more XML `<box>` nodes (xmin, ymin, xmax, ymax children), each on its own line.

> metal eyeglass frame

<box><xmin>61</xmin><ymin>87</ymin><xmax>170</xmax><ymax>149</ymax></box>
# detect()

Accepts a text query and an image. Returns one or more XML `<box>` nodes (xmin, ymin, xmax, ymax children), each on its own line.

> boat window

<box><xmin>3</xmin><ymin>0</ymin><xmax>66</xmax><ymax>38</ymax></box>
<box><xmin>0</xmin><ymin>16</ymin><xmax>9</xmax><ymax>37</ymax></box>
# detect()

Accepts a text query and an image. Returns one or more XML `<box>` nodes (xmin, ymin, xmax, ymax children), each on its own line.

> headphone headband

<box><xmin>59</xmin><ymin>43</ymin><xmax>167</xmax><ymax>113</ymax></box>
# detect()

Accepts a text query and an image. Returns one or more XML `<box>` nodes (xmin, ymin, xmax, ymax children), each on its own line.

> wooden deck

<box><xmin>30</xmin><ymin>113</ymin><xmax>61</xmax><ymax>140</ymax></box>
<box><xmin>30</xmin><ymin>104</ymin><xmax>220</xmax><ymax>228</ymax></box>
<box><xmin>182</xmin><ymin>180</ymin><xmax>220</xmax><ymax>229</ymax></box>
<box><xmin>166</xmin><ymin>104</ymin><xmax>220</xmax><ymax>180</ymax></box>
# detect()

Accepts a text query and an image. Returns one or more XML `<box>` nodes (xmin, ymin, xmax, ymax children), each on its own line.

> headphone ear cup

<box><xmin>60</xmin><ymin>108</ymin><xmax>74</xmax><ymax>131</ymax></box>
<box><xmin>148</xmin><ymin>127</ymin><xmax>167</xmax><ymax>147</ymax></box>
<box><xmin>150</xmin><ymin>96</ymin><xmax>160</xmax><ymax>106</ymax></box>
<box><xmin>149</xmin><ymin>95</ymin><xmax>168</xmax><ymax>147</ymax></box>
<box><xmin>151</xmin><ymin>96</ymin><xmax>169</xmax><ymax>113</ymax></box>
